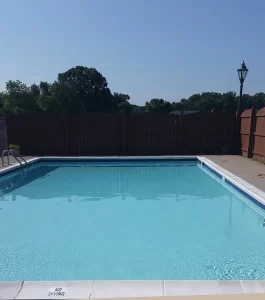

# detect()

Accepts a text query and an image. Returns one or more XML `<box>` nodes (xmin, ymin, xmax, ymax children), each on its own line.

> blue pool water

<box><xmin>0</xmin><ymin>160</ymin><xmax>265</xmax><ymax>280</ymax></box>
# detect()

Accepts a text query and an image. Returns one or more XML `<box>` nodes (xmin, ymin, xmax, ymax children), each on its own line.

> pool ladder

<box><xmin>1</xmin><ymin>149</ymin><xmax>28</xmax><ymax>169</ymax></box>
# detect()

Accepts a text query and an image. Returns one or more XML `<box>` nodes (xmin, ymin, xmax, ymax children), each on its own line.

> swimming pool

<box><xmin>0</xmin><ymin>157</ymin><xmax>265</xmax><ymax>281</ymax></box>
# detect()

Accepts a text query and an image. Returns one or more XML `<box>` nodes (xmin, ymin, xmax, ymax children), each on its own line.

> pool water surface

<box><xmin>0</xmin><ymin>160</ymin><xmax>265</xmax><ymax>280</ymax></box>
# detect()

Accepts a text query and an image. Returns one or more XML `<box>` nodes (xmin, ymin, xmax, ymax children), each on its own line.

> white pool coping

<box><xmin>1</xmin><ymin>156</ymin><xmax>265</xmax><ymax>299</ymax></box>
<box><xmin>3</xmin><ymin>280</ymin><xmax>265</xmax><ymax>299</ymax></box>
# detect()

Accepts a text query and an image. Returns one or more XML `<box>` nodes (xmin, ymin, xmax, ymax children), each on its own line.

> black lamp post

<box><xmin>237</xmin><ymin>61</ymin><xmax>248</xmax><ymax>112</ymax></box>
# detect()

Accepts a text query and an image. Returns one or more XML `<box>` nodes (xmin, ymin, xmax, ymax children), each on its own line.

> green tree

<box><xmin>38</xmin><ymin>81</ymin><xmax>75</xmax><ymax>113</ymax></box>
<box><xmin>113</xmin><ymin>93</ymin><xmax>130</xmax><ymax>104</ymax></box>
<box><xmin>171</xmin><ymin>101</ymin><xmax>184</xmax><ymax>111</ymax></box>
<box><xmin>2</xmin><ymin>80</ymin><xmax>39</xmax><ymax>115</ymax></box>
<box><xmin>40</xmin><ymin>81</ymin><xmax>52</xmax><ymax>96</ymax></box>
<box><xmin>58</xmin><ymin>66</ymin><xmax>114</xmax><ymax>113</ymax></box>
<box><xmin>239</xmin><ymin>94</ymin><xmax>253</xmax><ymax>110</ymax></box>
<box><xmin>145</xmin><ymin>99</ymin><xmax>172</xmax><ymax>112</ymax></box>
<box><xmin>180</xmin><ymin>94</ymin><xmax>199</xmax><ymax>110</ymax></box>
<box><xmin>30</xmin><ymin>83</ymin><xmax>40</xmax><ymax>98</ymax></box>
<box><xmin>251</xmin><ymin>93</ymin><xmax>265</xmax><ymax>109</ymax></box>
<box><xmin>197</xmin><ymin>92</ymin><xmax>221</xmax><ymax>111</ymax></box>
<box><xmin>220</xmin><ymin>92</ymin><xmax>237</xmax><ymax>112</ymax></box>
<box><xmin>132</xmin><ymin>105</ymin><xmax>145</xmax><ymax>114</ymax></box>
<box><xmin>118</xmin><ymin>101</ymin><xmax>133</xmax><ymax>114</ymax></box>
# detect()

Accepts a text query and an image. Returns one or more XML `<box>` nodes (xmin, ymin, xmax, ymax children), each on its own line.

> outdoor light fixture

<box><xmin>237</xmin><ymin>61</ymin><xmax>249</xmax><ymax>111</ymax></box>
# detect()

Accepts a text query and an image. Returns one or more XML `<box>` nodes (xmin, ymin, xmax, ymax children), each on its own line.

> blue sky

<box><xmin>0</xmin><ymin>0</ymin><xmax>265</xmax><ymax>105</ymax></box>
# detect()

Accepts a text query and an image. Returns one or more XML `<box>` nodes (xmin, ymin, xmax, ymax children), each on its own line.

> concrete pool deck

<box><xmin>1</xmin><ymin>155</ymin><xmax>265</xmax><ymax>299</ymax></box>
<box><xmin>205</xmin><ymin>155</ymin><xmax>265</xmax><ymax>193</ymax></box>
<box><xmin>2</xmin><ymin>280</ymin><xmax>265</xmax><ymax>299</ymax></box>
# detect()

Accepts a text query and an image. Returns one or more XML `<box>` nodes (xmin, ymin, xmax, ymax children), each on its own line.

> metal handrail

<box><xmin>10</xmin><ymin>154</ymin><xmax>23</xmax><ymax>168</ymax></box>
<box><xmin>9</xmin><ymin>149</ymin><xmax>28</xmax><ymax>168</ymax></box>
<box><xmin>1</xmin><ymin>149</ymin><xmax>28</xmax><ymax>168</ymax></box>
<box><xmin>2</xmin><ymin>150</ymin><xmax>10</xmax><ymax>167</ymax></box>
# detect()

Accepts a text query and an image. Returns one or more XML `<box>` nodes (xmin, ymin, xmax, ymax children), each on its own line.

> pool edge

<box><xmin>197</xmin><ymin>156</ymin><xmax>265</xmax><ymax>209</ymax></box>
<box><xmin>2</xmin><ymin>280</ymin><xmax>265</xmax><ymax>299</ymax></box>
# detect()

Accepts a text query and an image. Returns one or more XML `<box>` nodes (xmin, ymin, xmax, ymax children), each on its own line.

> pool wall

<box><xmin>1</xmin><ymin>156</ymin><xmax>265</xmax><ymax>299</ymax></box>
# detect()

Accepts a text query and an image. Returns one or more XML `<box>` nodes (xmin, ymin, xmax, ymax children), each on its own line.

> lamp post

<box><xmin>237</xmin><ymin>61</ymin><xmax>248</xmax><ymax>112</ymax></box>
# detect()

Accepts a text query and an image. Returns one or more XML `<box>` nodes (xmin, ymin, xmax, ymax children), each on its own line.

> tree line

<box><xmin>0</xmin><ymin>66</ymin><xmax>265</xmax><ymax>116</ymax></box>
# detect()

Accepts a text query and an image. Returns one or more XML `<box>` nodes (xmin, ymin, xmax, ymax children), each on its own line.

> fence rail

<box><xmin>7</xmin><ymin>112</ymin><xmax>239</xmax><ymax>156</ymax></box>
<box><xmin>240</xmin><ymin>107</ymin><xmax>265</xmax><ymax>162</ymax></box>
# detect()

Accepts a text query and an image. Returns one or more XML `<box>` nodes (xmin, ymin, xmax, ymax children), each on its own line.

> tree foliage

<box><xmin>2</xmin><ymin>80</ymin><xmax>40</xmax><ymax>115</ymax></box>
<box><xmin>118</xmin><ymin>101</ymin><xmax>133</xmax><ymax>114</ymax></box>
<box><xmin>179</xmin><ymin>92</ymin><xmax>265</xmax><ymax>112</ymax></box>
<box><xmin>113</xmin><ymin>93</ymin><xmax>130</xmax><ymax>104</ymax></box>
<box><xmin>1</xmin><ymin>66</ymin><xmax>265</xmax><ymax>116</ymax></box>
<box><xmin>145</xmin><ymin>99</ymin><xmax>172</xmax><ymax>113</ymax></box>
<box><xmin>58</xmin><ymin>66</ymin><xmax>114</xmax><ymax>113</ymax></box>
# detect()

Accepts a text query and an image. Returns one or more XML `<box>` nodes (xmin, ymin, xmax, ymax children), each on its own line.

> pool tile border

<box><xmin>1</xmin><ymin>156</ymin><xmax>265</xmax><ymax>299</ymax></box>
<box><xmin>201</xmin><ymin>162</ymin><xmax>222</xmax><ymax>179</ymax></box>
<box><xmin>41</xmin><ymin>156</ymin><xmax>197</xmax><ymax>163</ymax></box>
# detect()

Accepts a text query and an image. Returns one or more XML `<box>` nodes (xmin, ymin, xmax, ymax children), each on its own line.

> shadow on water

<box><xmin>0</xmin><ymin>166</ymin><xmax>59</xmax><ymax>200</ymax></box>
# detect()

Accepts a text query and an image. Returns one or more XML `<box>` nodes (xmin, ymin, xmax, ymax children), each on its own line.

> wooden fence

<box><xmin>0</xmin><ymin>118</ymin><xmax>7</xmax><ymax>153</ymax></box>
<box><xmin>7</xmin><ymin>112</ymin><xmax>239</xmax><ymax>156</ymax></box>
<box><xmin>241</xmin><ymin>107</ymin><xmax>265</xmax><ymax>162</ymax></box>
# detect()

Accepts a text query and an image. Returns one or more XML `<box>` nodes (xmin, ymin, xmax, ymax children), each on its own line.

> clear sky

<box><xmin>0</xmin><ymin>0</ymin><xmax>265</xmax><ymax>105</ymax></box>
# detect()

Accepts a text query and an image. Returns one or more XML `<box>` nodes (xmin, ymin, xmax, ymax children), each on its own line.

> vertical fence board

<box><xmin>240</xmin><ymin>108</ymin><xmax>255</xmax><ymax>158</ymax></box>
<box><xmin>253</xmin><ymin>107</ymin><xmax>265</xmax><ymax>163</ymax></box>
<box><xmin>240</xmin><ymin>107</ymin><xmax>265</xmax><ymax>162</ymax></box>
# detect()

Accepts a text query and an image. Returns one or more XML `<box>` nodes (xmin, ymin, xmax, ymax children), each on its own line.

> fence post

<box><xmin>247</xmin><ymin>107</ymin><xmax>256</xmax><ymax>158</ymax></box>
<box><xmin>65</xmin><ymin>113</ymin><xmax>69</xmax><ymax>156</ymax></box>
<box><xmin>0</xmin><ymin>117</ymin><xmax>8</xmax><ymax>154</ymax></box>
<box><xmin>236</xmin><ymin>110</ymin><xmax>242</xmax><ymax>154</ymax></box>
<box><xmin>121</xmin><ymin>114</ymin><xmax>127</xmax><ymax>155</ymax></box>
<box><xmin>179</xmin><ymin>110</ymin><xmax>183</xmax><ymax>154</ymax></box>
